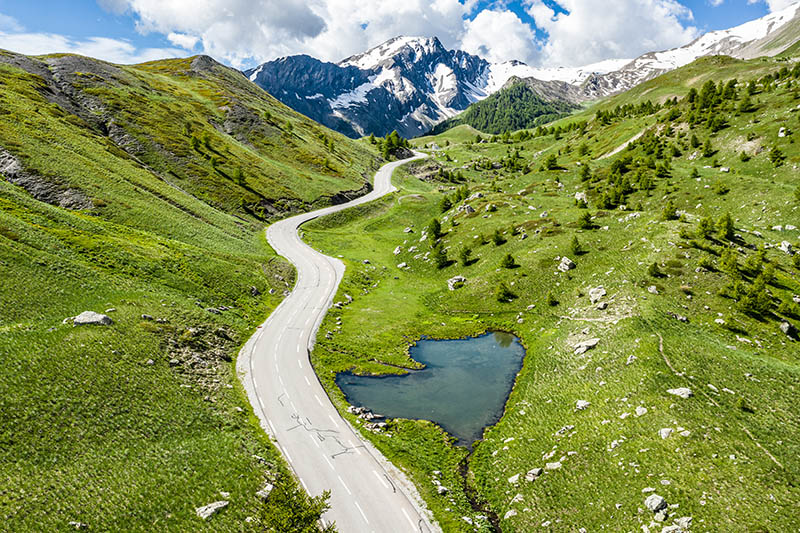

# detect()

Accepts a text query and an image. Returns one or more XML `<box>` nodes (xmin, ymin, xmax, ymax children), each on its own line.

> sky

<box><xmin>0</xmin><ymin>0</ymin><xmax>795</xmax><ymax>70</ymax></box>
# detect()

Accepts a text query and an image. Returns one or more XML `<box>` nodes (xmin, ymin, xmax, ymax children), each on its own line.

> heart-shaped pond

<box><xmin>336</xmin><ymin>331</ymin><xmax>525</xmax><ymax>446</ymax></box>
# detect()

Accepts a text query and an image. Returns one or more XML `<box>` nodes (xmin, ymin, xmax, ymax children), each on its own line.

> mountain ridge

<box><xmin>246</xmin><ymin>5</ymin><xmax>800</xmax><ymax>139</ymax></box>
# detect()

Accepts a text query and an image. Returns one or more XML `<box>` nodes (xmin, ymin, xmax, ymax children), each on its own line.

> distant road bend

<box><xmin>238</xmin><ymin>152</ymin><xmax>438</xmax><ymax>532</ymax></box>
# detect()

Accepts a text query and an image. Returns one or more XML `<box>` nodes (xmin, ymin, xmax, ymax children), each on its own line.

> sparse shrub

<box><xmin>577</xmin><ymin>212</ymin><xmax>593</xmax><ymax>229</ymax></box>
<box><xmin>427</xmin><ymin>218</ymin><xmax>442</xmax><ymax>240</ymax></box>
<box><xmin>546</xmin><ymin>291</ymin><xmax>559</xmax><ymax>306</ymax></box>
<box><xmin>492</xmin><ymin>229</ymin><xmax>506</xmax><ymax>246</ymax></box>
<box><xmin>500</xmin><ymin>253</ymin><xmax>516</xmax><ymax>269</ymax></box>
<box><xmin>570</xmin><ymin>236</ymin><xmax>584</xmax><ymax>255</ymax></box>
<box><xmin>459</xmin><ymin>247</ymin><xmax>472</xmax><ymax>266</ymax></box>
<box><xmin>495</xmin><ymin>282</ymin><xmax>516</xmax><ymax>302</ymax></box>
<box><xmin>716</xmin><ymin>212</ymin><xmax>734</xmax><ymax>241</ymax></box>
<box><xmin>713</xmin><ymin>180</ymin><xmax>729</xmax><ymax>195</ymax></box>
<box><xmin>698</xmin><ymin>255</ymin><xmax>715</xmax><ymax>271</ymax></box>
<box><xmin>648</xmin><ymin>262</ymin><xmax>664</xmax><ymax>278</ymax></box>
<box><xmin>661</xmin><ymin>200</ymin><xmax>678</xmax><ymax>221</ymax></box>
<box><xmin>432</xmin><ymin>244</ymin><xmax>449</xmax><ymax>269</ymax></box>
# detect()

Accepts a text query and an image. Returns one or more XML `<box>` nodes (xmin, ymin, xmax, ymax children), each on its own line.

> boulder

<box><xmin>635</xmin><ymin>406</ymin><xmax>648</xmax><ymax>417</ymax></box>
<box><xmin>507</xmin><ymin>473</ymin><xmax>520</xmax><ymax>484</ymax></box>
<box><xmin>644</xmin><ymin>494</ymin><xmax>667</xmax><ymax>513</ymax></box>
<box><xmin>545</xmin><ymin>461</ymin><xmax>562</xmax><ymax>470</ymax></box>
<box><xmin>437</xmin><ymin>486</ymin><xmax>448</xmax><ymax>495</ymax></box>
<box><xmin>256</xmin><ymin>482</ymin><xmax>274</xmax><ymax>502</ymax></box>
<box><xmin>778</xmin><ymin>127</ymin><xmax>787</xmax><ymax>138</ymax></box>
<box><xmin>404</xmin><ymin>227</ymin><xmax>413</xmax><ymax>233</ymax></box>
<box><xmin>573</xmin><ymin>338</ymin><xmax>600</xmax><ymax>355</ymax></box>
<box><xmin>397</xmin><ymin>262</ymin><xmax>408</xmax><ymax>269</ymax></box>
<box><xmin>457</xmin><ymin>204</ymin><xmax>475</xmax><ymax>214</ymax></box>
<box><xmin>195</xmin><ymin>500</ymin><xmax>228</xmax><ymax>520</ymax></box>
<box><xmin>525</xmin><ymin>468</ymin><xmax>543</xmax><ymax>481</ymax></box>
<box><xmin>394</xmin><ymin>246</ymin><xmax>402</xmax><ymax>256</ymax></box>
<box><xmin>447</xmin><ymin>276</ymin><xmax>466</xmax><ymax>291</ymax></box>
<box><xmin>72</xmin><ymin>311</ymin><xmax>113</xmax><ymax>326</ymax></box>
<box><xmin>588</xmin><ymin>287</ymin><xmax>606</xmax><ymax>304</ymax></box>
<box><xmin>659</xmin><ymin>428</ymin><xmax>673</xmax><ymax>439</ymax></box>
<box><xmin>778</xmin><ymin>241</ymin><xmax>793</xmax><ymax>255</ymax></box>
<box><xmin>558</xmin><ymin>257</ymin><xmax>576</xmax><ymax>272</ymax></box>
<box><xmin>575</xmin><ymin>400</ymin><xmax>591</xmax><ymax>410</ymax></box>
<box><xmin>504</xmin><ymin>510</ymin><xmax>518</xmax><ymax>519</ymax></box>
<box><xmin>667</xmin><ymin>387</ymin><xmax>693</xmax><ymax>399</ymax></box>
<box><xmin>780</xmin><ymin>321</ymin><xmax>797</xmax><ymax>339</ymax></box>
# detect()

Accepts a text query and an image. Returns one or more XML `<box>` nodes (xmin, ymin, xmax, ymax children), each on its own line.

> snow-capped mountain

<box><xmin>246</xmin><ymin>36</ymin><xmax>623</xmax><ymax>138</ymax></box>
<box><xmin>580</xmin><ymin>2</ymin><xmax>800</xmax><ymax>99</ymax></box>
<box><xmin>246</xmin><ymin>4</ymin><xmax>800</xmax><ymax>138</ymax></box>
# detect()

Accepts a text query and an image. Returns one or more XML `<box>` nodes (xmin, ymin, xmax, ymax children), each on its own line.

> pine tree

<box><xmin>432</xmin><ymin>244</ymin><xmax>449</xmax><ymax>269</ymax></box>
<box><xmin>500</xmin><ymin>253</ymin><xmax>516</xmax><ymax>269</ymax></box>
<box><xmin>427</xmin><ymin>218</ymin><xmax>442</xmax><ymax>240</ymax></box>
<box><xmin>459</xmin><ymin>247</ymin><xmax>472</xmax><ymax>266</ymax></box>
<box><xmin>439</xmin><ymin>196</ymin><xmax>452</xmax><ymax>213</ymax></box>
<box><xmin>716</xmin><ymin>212</ymin><xmax>734</xmax><ymax>241</ymax></box>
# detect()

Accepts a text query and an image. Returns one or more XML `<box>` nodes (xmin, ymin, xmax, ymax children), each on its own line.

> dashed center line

<box><xmin>337</xmin><ymin>475</ymin><xmax>352</xmax><ymax>495</ymax></box>
<box><xmin>328</xmin><ymin>414</ymin><xmax>339</xmax><ymax>428</ymax></box>
<box><xmin>354</xmin><ymin>501</ymin><xmax>369</xmax><ymax>524</ymax></box>
<box><xmin>314</xmin><ymin>394</ymin><xmax>324</xmax><ymax>407</ymax></box>
<box><xmin>372</xmin><ymin>469</ymin><xmax>389</xmax><ymax>489</ymax></box>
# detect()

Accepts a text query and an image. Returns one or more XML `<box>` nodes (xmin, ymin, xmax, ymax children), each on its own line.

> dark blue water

<box><xmin>336</xmin><ymin>331</ymin><xmax>525</xmax><ymax>446</ymax></box>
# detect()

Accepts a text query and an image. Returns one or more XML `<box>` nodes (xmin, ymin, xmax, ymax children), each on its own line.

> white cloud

<box><xmin>709</xmin><ymin>0</ymin><xmax>725</xmax><ymax>6</ymax></box>
<box><xmin>98</xmin><ymin>0</ymin><xmax>487</xmax><ymax>67</ymax></box>
<box><xmin>0</xmin><ymin>31</ymin><xmax>185</xmax><ymax>64</ymax></box>
<box><xmin>525</xmin><ymin>0</ymin><xmax>698</xmax><ymax>67</ymax></box>
<box><xmin>0</xmin><ymin>13</ymin><xmax>23</xmax><ymax>32</ymax></box>
<box><xmin>167</xmin><ymin>32</ymin><xmax>198</xmax><ymax>50</ymax></box>
<box><xmin>460</xmin><ymin>9</ymin><xmax>538</xmax><ymax>64</ymax></box>
<box><xmin>749</xmin><ymin>0</ymin><xmax>800</xmax><ymax>12</ymax></box>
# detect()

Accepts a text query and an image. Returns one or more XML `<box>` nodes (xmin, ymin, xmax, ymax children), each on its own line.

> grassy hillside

<box><xmin>0</xmin><ymin>50</ymin><xmax>380</xmax><ymax>531</ymax></box>
<box><xmin>305</xmin><ymin>54</ymin><xmax>800</xmax><ymax>531</ymax></box>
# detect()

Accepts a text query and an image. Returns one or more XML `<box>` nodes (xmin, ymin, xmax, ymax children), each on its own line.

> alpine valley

<box><xmin>248</xmin><ymin>3</ymin><xmax>800</xmax><ymax>139</ymax></box>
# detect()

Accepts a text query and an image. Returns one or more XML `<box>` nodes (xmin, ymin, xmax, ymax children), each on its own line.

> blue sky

<box><xmin>0</xmin><ymin>0</ymin><xmax>787</xmax><ymax>69</ymax></box>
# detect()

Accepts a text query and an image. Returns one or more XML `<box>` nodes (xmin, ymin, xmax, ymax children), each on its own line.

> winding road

<box><xmin>237</xmin><ymin>152</ymin><xmax>438</xmax><ymax>532</ymax></box>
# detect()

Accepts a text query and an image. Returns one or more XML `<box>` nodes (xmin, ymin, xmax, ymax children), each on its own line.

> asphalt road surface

<box><xmin>237</xmin><ymin>152</ymin><xmax>439</xmax><ymax>532</ymax></box>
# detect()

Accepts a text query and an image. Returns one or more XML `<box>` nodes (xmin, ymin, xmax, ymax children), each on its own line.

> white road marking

<box><xmin>268</xmin><ymin>420</ymin><xmax>277</xmax><ymax>434</ymax></box>
<box><xmin>305</xmin><ymin>376</ymin><xmax>311</xmax><ymax>386</ymax></box>
<box><xmin>309</xmin><ymin>433</ymin><xmax>320</xmax><ymax>449</ymax></box>
<box><xmin>290</xmin><ymin>400</ymin><xmax>297</xmax><ymax>412</ymax></box>
<box><xmin>323</xmin><ymin>454</ymin><xmax>334</xmax><ymax>469</ymax></box>
<box><xmin>299</xmin><ymin>477</ymin><xmax>308</xmax><ymax>491</ymax></box>
<box><xmin>354</xmin><ymin>501</ymin><xmax>369</xmax><ymax>524</ymax></box>
<box><xmin>338</xmin><ymin>476</ymin><xmax>352</xmax><ymax>495</ymax></box>
<box><xmin>328</xmin><ymin>414</ymin><xmax>340</xmax><ymax>428</ymax></box>
<box><xmin>253</xmin><ymin>377</ymin><xmax>258</xmax><ymax>387</ymax></box>
<box><xmin>373</xmin><ymin>470</ymin><xmax>389</xmax><ymax>489</ymax></box>
<box><xmin>401</xmin><ymin>508</ymin><xmax>416</xmax><ymax>529</ymax></box>
<box><xmin>278</xmin><ymin>375</ymin><xmax>285</xmax><ymax>387</ymax></box>
<box><xmin>298</xmin><ymin>359</ymin><xmax>302</xmax><ymax>368</ymax></box>
<box><xmin>296</xmin><ymin>343</ymin><xmax>301</xmax><ymax>353</ymax></box>
<box><xmin>314</xmin><ymin>394</ymin><xmax>324</xmax><ymax>406</ymax></box>
<box><xmin>258</xmin><ymin>396</ymin><xmax>265</xmax><ymax>409</ymax></box>
<box><xmin>350</xmin><ymin>440</ymin><xmax>361</xmax><ymax>455</ymax></box>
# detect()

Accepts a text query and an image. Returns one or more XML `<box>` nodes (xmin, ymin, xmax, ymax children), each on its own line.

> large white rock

<box><xmin>573</xmin><ymin>338</ymin><xmax>600</xmax><ymax>355</ymax></box>
<box><xmin>588</xmin><ymin>287</ymin><xmax>607</xmax><ymax>304</ymax></box>
<box><xmin>644</xmin><ymin>493</ymin><xmax>667</xmax><ymax>513</ymax></box>
<box><xmin>72</xmin><ymin>311</ymin><xmax>113</xmax><ymax>326</ymax></box>
<box><xmin>659</xmin><ymin>428</ymin><xmax>673</xmax><ymax>439</ymax></box>
<box><xmin>575</xmin><ymin>400</ymin><xmax>591</xmax><ymax>410</ymax></box>
<box><xmin>195</xmin><ymin>500</ymin><xmax>228</xmax><ymax>520</ymax></box>
<box><xmin>558</xmin><ymin>256</ymin><xmax>576</xmax><ymax>272</ymax></box>
<box><xmin>667</xmin><ymin>388</ymin><xmax>693</xmax><ymax>399</ymax></box>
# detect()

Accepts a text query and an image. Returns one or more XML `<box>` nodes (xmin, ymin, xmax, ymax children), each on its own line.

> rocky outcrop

<box><xmin>0</xmin><ymin>148</ymin><xmax>93</xmax><ymax>210</ymax></box>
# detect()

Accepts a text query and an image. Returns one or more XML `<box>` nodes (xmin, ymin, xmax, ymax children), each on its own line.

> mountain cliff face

<box><xmin>246</xmin><ymin>37</ymin><xmax>566</xmax><ymax>139</ymax></box>
<box><xmin>247</xmin><ymin>4</ymin><xmax>800</xmax><ymax>138</ymax></box>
